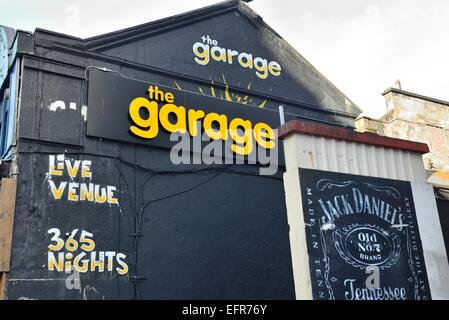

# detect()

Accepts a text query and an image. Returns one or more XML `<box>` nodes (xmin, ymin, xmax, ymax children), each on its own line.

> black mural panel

<box><xmin>5</xmin><ymin>149</ymin><xmax>133</xmax><ymax>300</ymax></box>
<box><xmin>6</xmin><ymin>137</ymin><xmax>295</xmax><ymax>299</ymax></box>
<box><xmin>134</xmin><ymin>166</ymin><xmax>294</xmax><ymax>299</ymax></box>
<box><xmin>18</xmin><ymin>65</ymin><xmax>85</xmax><ymax>146</ymax></box>
<box><xmin>101</xmin><ymin>11</ymin><xmax>320</xmax><ymax>106</ymax></box>
<box><xmin>299</xmin><ymin>168</ymin><xmax>431</xmax><ymax>300</ymax></box>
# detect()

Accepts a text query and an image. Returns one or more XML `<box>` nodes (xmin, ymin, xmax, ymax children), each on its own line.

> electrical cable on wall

<box><xmin>18</xmin><ymin>145</ymin><xmax>281</xmax><ymax>299</ymax></box>
<box><xmin>83</xmin><ymin>65</ymin><xmax>354</xmax><ymax>129</ymax></box>
<box><xmin>112</xmin><ymin>155</ymin><xmax>231</xmax><ymax>299</ymax></box>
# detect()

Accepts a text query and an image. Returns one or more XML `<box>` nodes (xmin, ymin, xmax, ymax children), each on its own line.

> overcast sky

<box><xmin>1</xmin><ymin>0</ymin><xmax>448</xmax><ymax>117</ymax></box>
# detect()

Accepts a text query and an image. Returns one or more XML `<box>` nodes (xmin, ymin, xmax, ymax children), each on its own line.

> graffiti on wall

<box><xmin>47</xmin><ymin>228</ymin><xmax>128</xmax><ymax>275</ymax></box>
<box><xmin>48</xmin><ymin>100</ymin><xmax>87</xmax><ymax>121</ymax></box>
<box><xmin>46</xmin><ymin>154</ymin><xmax>119</xmax><ymax>205</ymax></box>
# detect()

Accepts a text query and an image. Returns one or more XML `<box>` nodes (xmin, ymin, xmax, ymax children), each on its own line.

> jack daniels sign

<box><xmin>299</xmin><ymin>168</ymin><xmax>431</xmax><ymax>300</ymax></box>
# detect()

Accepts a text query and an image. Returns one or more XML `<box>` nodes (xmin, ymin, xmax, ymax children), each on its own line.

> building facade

<box><xmin>0</xmin><ymin>0</ymin><xmax>362</xmax><ymax>300</ymax></box>
<box><xmin>1</xmin><ymin>0</ymin><xmax>447</xmax><ymax>300</ymax></box>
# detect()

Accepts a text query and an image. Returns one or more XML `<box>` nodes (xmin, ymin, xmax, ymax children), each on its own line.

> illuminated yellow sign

<box><xmin>128</xmin><ymin>85</ymin><xmax>276</xmax><ymax>156</ymax></box>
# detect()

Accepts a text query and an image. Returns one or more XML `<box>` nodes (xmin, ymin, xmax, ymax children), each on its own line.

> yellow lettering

<box><xmin>203</xmin><ymin>113</ymin><xmax>228</xmax><ymax>140</ymax></box>
<box><xmin>159</xmin><ymin>103</ymin><xmax>187</xmax><ymax>134</ymax></box>
<box><xmin>129</xmin><ymin>97</ymin><xmax>159</xmax><ymax>139</ymax></box>
<box><xmin>48</xmin><ymin>252</ymin><xmax>64</xmax><ymax>272</ymax></box>
<box><xmin>238</xmin><ymin>52</ymin><xmax>253</xmax><ymax>69</ymax></box>
<box><xmin>49</xmin><ymin>155</ymin><xmax>63</xmax><ymax>176</ymax></box>
<box><xmin>105</xmin><ymin>252</ymin><xmax>116</xmax><ymax>271</ymax></box>
<box><xmin>65</xmin><ymin>160</ymin><xmax>80</xmax><ymax>178</ymax></box>
<box><xmin>81</xmin><ymin>160</ymin><xmax>92</xmax><ymax>178</ymax></box>
<box><xmin>211</xmin><ymin>46</ymin><xmax>227</xmax><ymax>62</ymax></box>
<box><xmin>268</xmin><ymin>61</ymin><xmax>281</xmax><ymax>76</ymax></box>
<box><xmin>95</xmin><ymin>185</ymin><xmax>107</xmax><ymax>204</ymax></box>
<box><xmin>229</xmin><ymin>118</ymin><xmax>253</xmax><ymax>155</ymax></box>
<box><xmin>165</xmin><ymin>92</ymin><xmax>174</xmax><ymax>103</ymax></box>
<box><xmin>254</xmin><ymin>122</ymin><xmax>275</xmax><ymax>149</ymax></box>
<box><xmin>116</xmin><ymin>253</ymin><xmax>129</xmax><ymax>275</ymax></box>
<box><xmin>68</xmin><ymin>183</ymin><xmax>79</xmax><ymax>202</ymax></box>
<box><xmin>49</xmin><ymin>165</ymin><xmax>63</xmax><ymax>176</ymax></box>
<box><xmin>193</xmin><ymin>41</ymin><xmax>281</xmax><ymax>78</ymax></box>
<box><xmin>49</xmin><ymin>181</ymin><xmax>67</xmax><ymax>200</ymax></box>
<box><xmin>107</xmin><ymin>186</ymin><xmax>118</xmax><ymax>204</ymax></box>
<box><xmin>193</xmin><ymin>42</ymin><xmax>210</xmax><ymax>66</ymax></box>
<box><xmin>254</xmin><ymin>57</ymin><xmax>268</xmax><ymax>80</ymax></box>
<box><xmin>127</xmin><ymin>96</ymin><xmax>277</xmax><ymax>156</ymax></box>
<box><xmin>80</xmin><ymin>183</ymin><xmax>94</xmax><ymax>202</ymax></box>
<box><xmin>64</xmin><ymin>253</ymin><xmax>73</xmax><ymax>271</ymax></box>
<box><xmin>227</xmin><ymin>49</ymin><xmax>238</xmax><ymax>64</ymax></box>
<box><xmin>188</xmin><ymin>109</ymin><xmax>205</xmax><ymax>137</ymax></box>
<box><xmin>74</xmin><ymin>252</ymin><xmax>89</xmax><ymax>273</ymax></box>
<box><xmin>90</xmin><ymin>252</ymin><xmax>105</xmax><ymax>272</ymax></box>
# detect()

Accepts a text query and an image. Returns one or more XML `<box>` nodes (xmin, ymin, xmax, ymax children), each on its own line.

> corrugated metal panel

<box><xmin>285</xmin><ymin>134</ymin><xmax>427</xmax><ymax>182</ymax></box>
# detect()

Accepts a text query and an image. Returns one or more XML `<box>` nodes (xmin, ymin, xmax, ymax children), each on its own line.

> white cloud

<box><xmin>252</xmin><ymin>0</ymin><xmax>449</xmax><ymax>117</ymax></box>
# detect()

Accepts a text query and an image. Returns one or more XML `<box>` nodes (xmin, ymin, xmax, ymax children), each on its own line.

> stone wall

<box><xmin>355</xmin><ymin>88</ymin><xmax>449</xmax><ymax>172</ymax></box>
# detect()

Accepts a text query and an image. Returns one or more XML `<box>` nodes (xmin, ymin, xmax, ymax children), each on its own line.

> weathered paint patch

<box><xmin>48</xmin><ymin>100</ymin><xmax>88</xmax><ymax>121</ymax></box>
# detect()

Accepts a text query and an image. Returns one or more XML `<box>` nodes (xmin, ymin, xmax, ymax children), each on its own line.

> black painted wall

<box><xmin>8</xmin><ymin>142</ymin><xmax>293</xmax><ymax>299</ymax></box>
<box><xmin>4</xmin><ymin>0</ymin><xmax>362</xmax><ymax>300</ymax></box>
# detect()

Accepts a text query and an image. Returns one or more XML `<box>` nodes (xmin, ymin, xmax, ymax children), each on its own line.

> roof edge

<box><xmin>34</xmin><ymin>28</ymin><xmax>83</xmax><ymax>41</ymax></box>
<box><xmin>278</xmin><ymin>119</ymin><xmax>430</xmax><ymax>154</ymax></box>
<box><xmin>238</xmin><ymin>3</ymin><xmax>362</xmax><ymax>116</ymax></box>
<box><xmin>85</xmin><ymin>0</ymin><xmax>239</xmax><ymax>49</ymax></box>
<box><xmin>382</xmin><ymin>87</ymin><xmax>449</xmax><ymax>107</ymax></box>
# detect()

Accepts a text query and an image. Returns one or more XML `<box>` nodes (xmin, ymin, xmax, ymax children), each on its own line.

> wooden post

<box><xmin>0</xmin><ymin>178</ymin><xmax>17</xmax><ymax>272</ymax></box>
<box><xmin>0</xmin><ymin>273</ymin><xmax>6</xmax><ymax>300</ymax></box>
<box><xmin>0</xmin><ymin>178</ymin><xmax>16</xmax><ymax>300</ymax></box>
